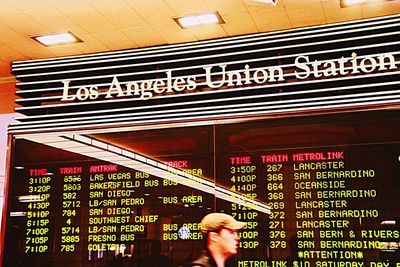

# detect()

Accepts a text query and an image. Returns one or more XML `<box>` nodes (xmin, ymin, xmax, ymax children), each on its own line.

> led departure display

<box><xmin>3</xmin><ymin>111</ymin><xmax>400</xmax><ymax>267</ymax></box>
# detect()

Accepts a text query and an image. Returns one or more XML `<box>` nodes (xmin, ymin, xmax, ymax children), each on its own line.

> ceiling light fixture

<box><xmin>32</xmin><ymin>32</ymin><xmax>82</xmax><ymax>47</ymax></box>
<box><xmin>247</xmin><ymin>0</ymin><xmax>278</xmax><ymax>5</ymax></box>
<box><xmin>174</xmin><ymin>12</ymin><xmax>224</xmax><ymax>29</ymax></box>
<box><xmin>340</xmin><ymin>0</ymin><xmax>393</xmax><ymax>7</ymax></box>
<box><xmin>341</xmin><ymin>0</ymin><xmax>367</xmax><ymax>6</ymax></box>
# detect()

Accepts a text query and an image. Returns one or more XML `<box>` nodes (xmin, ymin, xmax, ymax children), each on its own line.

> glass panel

<box><xmin>214</xmin><ymin>111</ymin><xmax>400</xmax><ymax>265</ymax></box>
<box><xmin>3</xmin><ymin>110</ymin><xmax>400</xmax><ymax>266</ymax></box>
<box><xmin>4</xmin><ymin>126</ymin><xmax>215</xmax><ymax>267</ymax></box>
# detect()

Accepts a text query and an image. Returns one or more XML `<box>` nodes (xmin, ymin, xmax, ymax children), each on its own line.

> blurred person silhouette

<box><xmin>190</xmin><ymin>213</ymin><xmax>245</xmax><ymax>267</ymax></box>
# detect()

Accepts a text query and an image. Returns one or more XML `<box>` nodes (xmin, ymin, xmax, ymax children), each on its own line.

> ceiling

<box><xmin>0</xmin><ymin>0</ymin><xmax>399</xmax><ymax>78</ymax></box>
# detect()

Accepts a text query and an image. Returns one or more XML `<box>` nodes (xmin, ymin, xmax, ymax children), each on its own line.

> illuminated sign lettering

<box><xmin>60</xmin><ymin>53</ymin><xmax>397</xmax><ymax>101</ymax></box>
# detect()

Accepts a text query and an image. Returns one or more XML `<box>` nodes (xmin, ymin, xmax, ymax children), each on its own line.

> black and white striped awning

<box><xmin>10</xmin><ymin>14</ymin><xmax>400</xmax><ymax>134</ymax></box>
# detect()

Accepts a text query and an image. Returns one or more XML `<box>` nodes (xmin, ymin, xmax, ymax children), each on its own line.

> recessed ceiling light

<box><xmin>197</xmin><ymin>14</ymin><xmax>219</xmax><ymax>25</ymax></box>
<box><xmin>32</xmin><ymin>32</ymin><xmax>82</xmax><ymax>47</ymax></box>
<box><xmin>340</xmin><ymin>0</ymin><xmax>392</xmax><ymax>7</ymax></box>
<box><xmin>246</xmin><ymin>0</ymin><xmax>278</xmax><ymax>5</ymax></box>
<box><xmin>340</xmin><ymin>0</ymin><xmax>367</xmax><ymax>6</ymax></box>
<box><xmin>174</xmin><ymin>12</ymin><xmax>224</xmax><ymax>29</ymax></box>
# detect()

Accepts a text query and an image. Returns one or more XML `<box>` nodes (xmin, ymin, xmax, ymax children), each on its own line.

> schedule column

<box><xmin>229</xmin><ymin>156</ymin><xmax>260</xmax><ymax>250</ymax></box>
<box><xmin>59</xmin><ymin>166</ymin><xmax>83</xmax><ymax>253</ymax></box>
<box><xmin>25</xmin><ymin>168</ymin><xmax>52</xmax><ymax>254</ymax></box>
<box><xmin>261</xmin><ymin>154</ymin><xmax>289</xmax><ymax>257</ymax></box>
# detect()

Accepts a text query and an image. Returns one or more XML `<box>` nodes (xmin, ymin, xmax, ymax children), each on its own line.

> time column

<box><xmin>261</xmin><ymin>154</ymin><xmax>288</xmax><ymax>252</ymax></box>
<box><xmin>25</xmin><ymin>168</ymin><xmax>52</xmax><ymax>254</ymax></box>
<box><xmin>229</xmin><ymin>156</ymin><xmax>260</xmax><ymax>250</ymax></box>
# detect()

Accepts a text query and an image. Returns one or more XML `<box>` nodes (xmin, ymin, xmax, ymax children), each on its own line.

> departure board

<box><xmin>3</xmin><ymin>111</ymin><xmax>400</xmax><ymax>267</ymax></box>
<box><xmin>216</xmin><ymin>147</ymin><xmax>400</xmax><ymax>267</ymax></box>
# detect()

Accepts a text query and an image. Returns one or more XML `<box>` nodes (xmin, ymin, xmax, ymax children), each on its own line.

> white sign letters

<box><xmin>61</xmin><ymin>53</ymin><xmax>397</xmax><ymax>101</ymax></box>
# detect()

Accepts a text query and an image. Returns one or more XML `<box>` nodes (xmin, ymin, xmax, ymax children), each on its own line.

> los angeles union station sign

<box><xmin>61</xmin><ymin>53</ymin><xmax>398</xmax><ymax>102</ymax></box>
